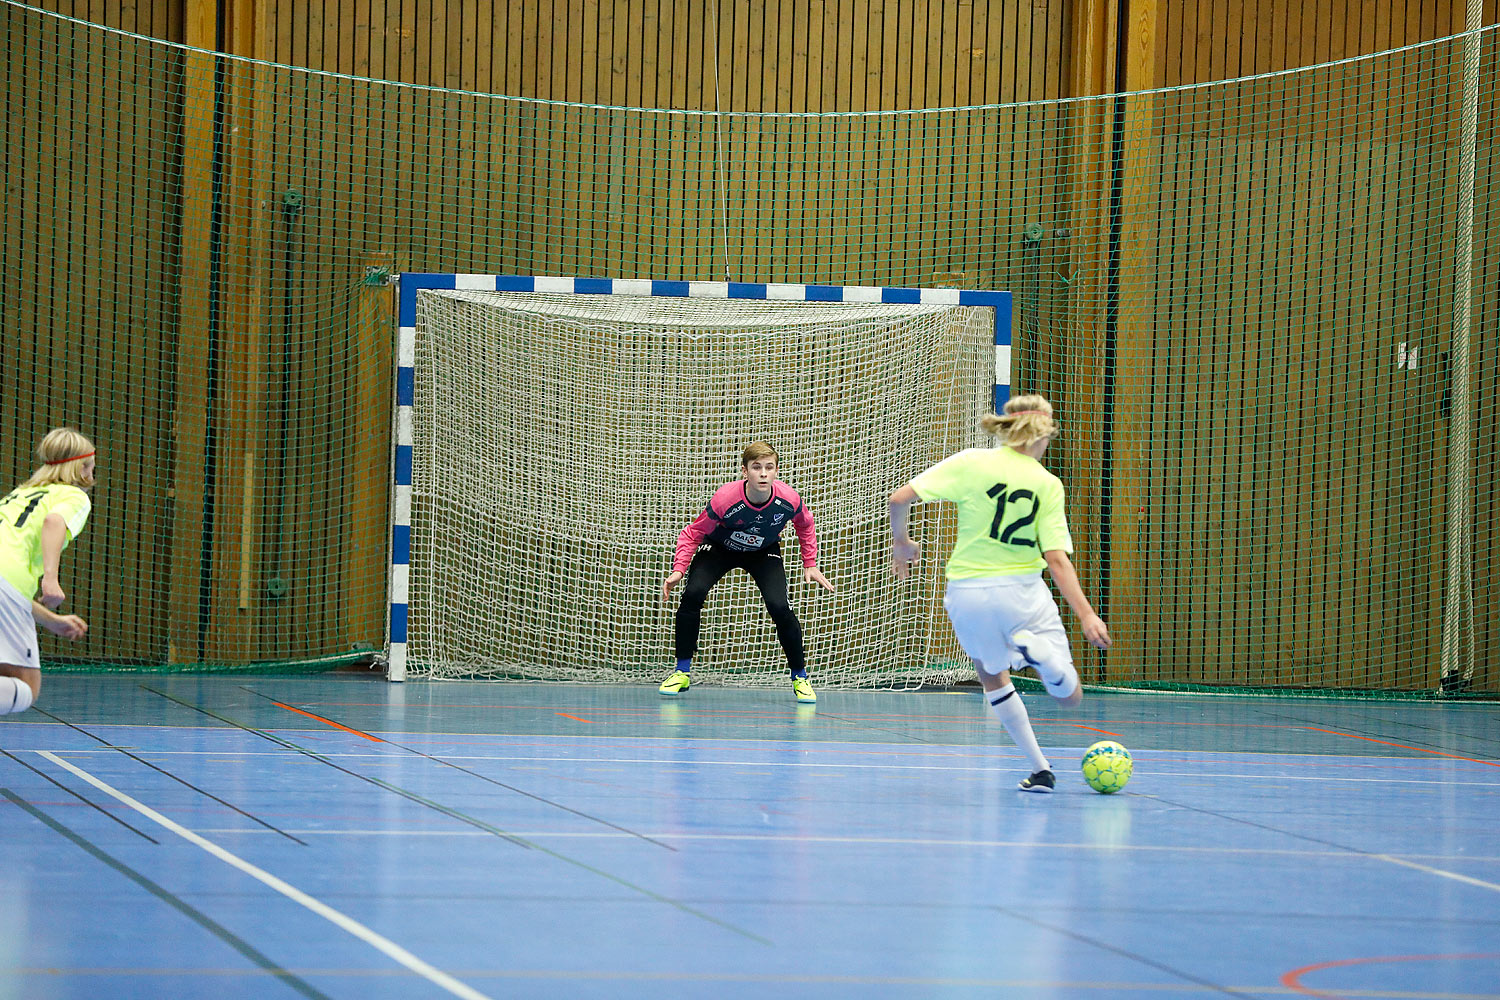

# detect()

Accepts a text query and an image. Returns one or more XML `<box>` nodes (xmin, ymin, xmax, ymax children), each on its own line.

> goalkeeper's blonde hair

<box><xmin>980</xmin><ymin>394</ymin><xmax>1057</xmax><ymax>448</ymax></box>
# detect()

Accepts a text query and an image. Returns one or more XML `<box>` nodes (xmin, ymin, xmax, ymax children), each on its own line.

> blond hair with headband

<box><xmin>979</xmin><ymin>394</ymin><xmax>1058</xmax><ymax>448</ymax></box>
<box><xmin>22</xmin><ymin>427</ymin><xmax>96</xmax><ymax>489</ymax></box>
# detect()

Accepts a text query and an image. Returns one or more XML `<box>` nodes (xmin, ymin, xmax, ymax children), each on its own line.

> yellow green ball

<box><xmin>1081</xmin><ymin>740</ymin><xmax>1133</xmax><ymax>794</ymax></box>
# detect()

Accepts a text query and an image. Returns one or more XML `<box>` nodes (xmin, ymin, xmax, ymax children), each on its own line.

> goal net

<box><xmin>398</xmin><ymin>282</ymin><xmax>1003</xmax><ymax>687</ymax></box>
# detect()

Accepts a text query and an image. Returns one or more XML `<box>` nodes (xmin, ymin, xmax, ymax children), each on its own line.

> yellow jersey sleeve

<box><xmin>910</xmin><ymin>450</ymin><xmax>980</xmax><ymax>504</ymax></box>
<box><xmin>0</xmin><ymin>484</ymin><xmax>92</xmax><ymax>599</ymax></box>
<box><xmin>1033</xmin><ymin>480</ymin><xmax>1072</xmax><ymax>555</ymax></box>
<box><xmin>49</xmin><ymin>488</ymin><xmax>91</xmax><ymax>539</ymax></box>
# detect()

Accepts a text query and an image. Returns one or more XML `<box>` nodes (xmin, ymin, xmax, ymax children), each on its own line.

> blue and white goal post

<box><xmin>385</xmin><ymin>274</ymin><xmax>1013</xmax><ymax>682</ymax></box>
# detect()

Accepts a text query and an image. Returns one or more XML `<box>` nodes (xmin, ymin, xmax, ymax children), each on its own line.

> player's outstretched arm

<box><xmin>38</xmin><ymin>513</ymin><xmax>69</xmax><ymax>609</ymax></box>
<box><xmin>32</xmin><ymin>600</ymin><xmax>87</xmax><ymax>640</ymax></box>
<box><xmin>1043</xmin><ymin>549</ymin><xmax>1111</xmax><ymax>649</ymax></box>
<box><xmin>888</xmin><ymin>484</ymin><xmax>922</xmax><ymax>579</ymax></box>
<box><xmin>788</xmin><ymin>497</ymin><xmax>826</xmax><ymax>590</ymax></box>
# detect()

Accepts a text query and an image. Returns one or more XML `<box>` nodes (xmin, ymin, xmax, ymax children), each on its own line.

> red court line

<box><xmin>271</xmin><ymin>701</ymin><xmax>385</xmax><ymax>742</ymax></box>
<box><xmin>1302</xmin><ymin>727</ymin><xmax>1498</xmax><ymax>768</ymax></box>
<box><xmin>1282</xmin><ymin>952</ymin><xmax>1500</xmax><ymax>999</ymax></box>
<box><xmin>1072</xmin><ymin>724</ymin><xmax>1128</xmax><ymax>740</ymax></box>
<box><xmin>555</xmin><ymin>713</ymin><xmax>594</xmax><ymax>724</ymax></box>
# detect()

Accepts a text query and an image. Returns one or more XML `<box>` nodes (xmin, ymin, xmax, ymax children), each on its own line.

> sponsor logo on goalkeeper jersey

<box><xmin>728</xmin><ymin>530</ymin><xmax>764</xmax><ymax>550</ymax></box>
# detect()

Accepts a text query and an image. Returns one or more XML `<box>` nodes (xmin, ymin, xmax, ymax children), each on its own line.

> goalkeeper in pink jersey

<box><xmin>659</xmin><ymin>442</ymin><xmax>835</xmax><ymax>703</ymax></box>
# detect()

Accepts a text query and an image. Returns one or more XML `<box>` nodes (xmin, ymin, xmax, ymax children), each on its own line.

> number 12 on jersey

<box><xmin>986</xmin><ymin>483</ymin><xmax>1039</xmax><ymax>546</ymax></box>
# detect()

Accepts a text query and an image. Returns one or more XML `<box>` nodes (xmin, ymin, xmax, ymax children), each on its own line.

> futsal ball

<box><xmin>1080</xmin><ymin>740</ymin><xmax>1133</xmax><ymax>794</ymax></box>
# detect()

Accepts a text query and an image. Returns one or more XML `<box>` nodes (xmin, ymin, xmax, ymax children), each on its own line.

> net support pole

<box><xmin>1442</xmin><ymin>2</ymin><xmax>1482</xmax><ymax>691</ymax></box>
<box><xmin>388</xmin><ymin>276</ymin><xmax>435</xmax><ymax>682</ymax></box>
<box><xmin>387</xmin><ymin>273</ymin><xmax>463</xmax><ymax>682</ymax></box>
<box><xmin>388</xmin><ymin>293</ymin><xmax>413</xmax><ymax>684</ymax></box>
<box><xmin>994</xmin><ymin>294</ymin><xmax>1013</xmax><ymax>411</ymax></box>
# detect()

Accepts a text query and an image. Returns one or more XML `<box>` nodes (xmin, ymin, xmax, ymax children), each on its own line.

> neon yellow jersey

<box><xmin>0</xmin><ymin>483</ymin><xmax>91</xmax><ymax>599</ymax></box>
<box><xmin>909</xmin><ymin>447</ymin><xmax>1073</xmax><ymax>579</ymax></box>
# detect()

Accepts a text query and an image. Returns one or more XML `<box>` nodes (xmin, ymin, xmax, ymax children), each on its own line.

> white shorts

<box><xmin>0</xmin><ymin>576</ymin><xmax>40</xmax><ymax>669</ymax></box>
<box><xmin>943</xmin><ymin>573</ymin><xmax>1076</xmax><ymax>695</ymax></box>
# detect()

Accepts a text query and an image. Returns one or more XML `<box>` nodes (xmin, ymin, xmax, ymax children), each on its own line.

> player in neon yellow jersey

<box><xmin>0</xmin><ymin>427</ymin><xmax>94</xmax><ymax>715</ymax></box>
<box><xmin>889</xmin><ymin>395</ymin><xmax>1110</xmax><ymax>792</ymax></box>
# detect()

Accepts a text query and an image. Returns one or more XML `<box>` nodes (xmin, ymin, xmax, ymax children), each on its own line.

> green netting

<box><xmin>1</xmin><ymin>1</ymin><xmax>1495</xmax><ymax>695</ymax></box>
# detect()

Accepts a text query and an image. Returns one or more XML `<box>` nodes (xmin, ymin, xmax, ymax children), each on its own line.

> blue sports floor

<box><xmin>1</xmin><ymin>675</ymin><xmax>1497</xmax><ymax>999</ymax></box>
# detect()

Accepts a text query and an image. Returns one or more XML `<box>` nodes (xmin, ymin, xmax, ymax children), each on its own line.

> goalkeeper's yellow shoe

<box><xmin>658</xmin><ymin>670</ymin><xmax>691</xmax><ymax>696</ymax></box>
<box><xmin>792</xmin><ymin>675</ymin><xmax>817</xmax><ymax>704</ymax></box>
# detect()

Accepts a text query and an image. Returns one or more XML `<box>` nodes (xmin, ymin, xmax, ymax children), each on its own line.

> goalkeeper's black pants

<box><xmin>674</xmin><ymin>543</ymin><xmax>806</xmax><ymax>675</ymax></box>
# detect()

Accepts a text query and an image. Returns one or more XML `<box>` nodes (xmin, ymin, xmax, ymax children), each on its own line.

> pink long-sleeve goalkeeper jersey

<box><xmin>672</xmin><ymin>480</ymin><xmax>818</xmax><ymax>574</ymax></box>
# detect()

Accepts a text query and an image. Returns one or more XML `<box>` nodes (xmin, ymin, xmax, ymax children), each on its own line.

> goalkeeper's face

<box><xmin>742</xmin><ymin>456</ymin><xmax>778</xmax><ymax>493</ymax></box>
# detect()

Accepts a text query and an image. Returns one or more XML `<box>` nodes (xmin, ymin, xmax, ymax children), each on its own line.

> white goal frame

<box><xmin>386</xmin><ymin>273</ymin><xmax>1013</xmax><ymax>682</ymax></box>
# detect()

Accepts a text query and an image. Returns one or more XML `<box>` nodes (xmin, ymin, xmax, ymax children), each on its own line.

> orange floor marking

<box><xmin>1282</xmin><ymin>952</ymin><xmax>1500</xmax><ymax>999</ymax></box>
<box><xmin>1071</xmin><ymin>724</ymin><xmax>1128</xmax><ymax>740</ymax></box>
<box><xmin>1302</xmin><ymin>727</ymin><xmax>1498</xmax><ymax>767</ymax></box>
<box><xmin>555</xmin><ymin>713</ymin><xmax>594</xmax><ymax>723</ymax></box>
<box><xmin>271</xmin><ymin>701</ymin><xmax>385</xmax><ymax>742</ymax></box>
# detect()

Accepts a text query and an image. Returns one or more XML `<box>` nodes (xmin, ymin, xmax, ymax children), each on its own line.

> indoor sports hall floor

<box><xmin>1</xmin><ymin>675</ymin><xmax>1496</xmax><ymax>1000</ymax></box>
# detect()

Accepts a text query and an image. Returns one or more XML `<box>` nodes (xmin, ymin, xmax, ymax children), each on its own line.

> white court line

<box><xmin>20</xmin><ymin>746</ymin><xmax>1500</xmax><ymax>779</ymax></box>
<box><xmin>1374</xmin><ymin>853</ymin><xmax>1500</xmax><ymax>893</ymax></box>
<box><xmin>36</xmin><ymin>751</ymin><xmax>495</xmax><ymax>1000</ymax></box>
<box><xmin>12</xmin><ymin>748</ymin><xmax>1500</xmax><ymax>785</ymax></box>
<box><xmin>174</xmin><ymin>827</ymin><xmax>1500</xmax><ymax>863</ymax></box>
<box><xmin>30</xmin><ymin>750</ymin><xmax>1496</xmax><ymax>906</ymax></box>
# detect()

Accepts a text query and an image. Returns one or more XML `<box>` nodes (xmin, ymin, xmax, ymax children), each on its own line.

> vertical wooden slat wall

<box><xmin>1097</xmin><ymin>2</ymin><xmax>1494</xmax><ymax>691</ymax></box>
<box><xmin>166</xmin><ymin>0</ymin><xmax>216</xmax><ymax>663</ymax></box>
<box><xmin>2</xmin><ymin>3</ymin><xmax>187</xmax><ymax>665</ymax></box>
<box><xmin>1155</xmin><ymin>0</ymin><xmax>1496</xmax><ymax>83</ymax></box>
<box><xmin>215</xmin><ymin>0</ymin><xmax>1078</xmax><ymax>107</ymax></box>
<box><xmin>4</xmin><ymin>0</ymin><xmax>1496</xmax><ymax>693</ymax></box>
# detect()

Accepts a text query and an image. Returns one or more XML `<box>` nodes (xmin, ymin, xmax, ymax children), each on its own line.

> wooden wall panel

<box><xmin>1111</xmin><ymin>133</ymin><xmax>1442</xmax><ymax>687</ymax></box>
<box><xmin>36</xmin><ymin>0</ymin><xmax>1500</xmax><ymax>95</ymax></box>
<box><xmin>181</xmin><ymin>0</ymin><xmax>1086</xmax><ymax>106</ymax></box>
<box><xmin>1151</xmin><ymin>0</ymin><xmax>1498</xmax><ymax>86</ymax></box>
<box><xmin>1</xmin><ymin>6</ymin><xmax>185</xmax><ymax>664</ymax></box>
<box><xmin>1101</xmin><ymin>39</ymin><xmax>1474</xmax><ymax>688</ymax></box>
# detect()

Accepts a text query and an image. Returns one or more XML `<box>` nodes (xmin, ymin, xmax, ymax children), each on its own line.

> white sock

<box><xmin>986</xmin><ymin>683</ymin><xmax>1048</xmax><ymax>772</ymax></box>
<box><xmin>0</xmin><ymin>676</ymin><xmax>35</xmax><ymax>714</ymax></box>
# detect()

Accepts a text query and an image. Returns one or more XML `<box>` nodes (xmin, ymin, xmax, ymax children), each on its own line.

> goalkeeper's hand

<box><xmin>802</xmin><ymin>567</ymin><xmax>835</xmax><ymax>592</ymax></box>
<box><xmin>662</xmin><ymin>571</ymin><xmax>684</xmax><ymax>601</ymax></box>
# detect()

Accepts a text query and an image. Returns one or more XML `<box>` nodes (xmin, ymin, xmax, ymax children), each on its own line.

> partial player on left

<box><xmin>0</xmin><ymin>427</ymin><xmax>95</xmax><ymax>715</ymax></box>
